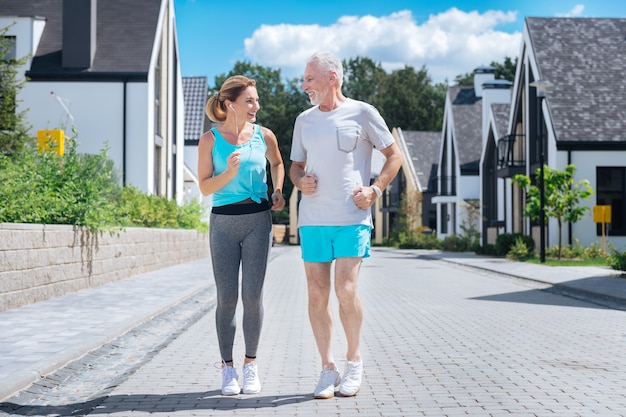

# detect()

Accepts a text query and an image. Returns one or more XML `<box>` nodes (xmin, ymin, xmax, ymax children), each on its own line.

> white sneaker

<box><xmin>314</xmin><ymin>367</ymin><xmax>341</xmax><ymax>399</ymax></box>
<box><xmin>339</xmin><ymin>360</ymin><xmax>363</xmax><ymax>397</ymax></box>
<box><xmin>221</xmin><ymin>365</ymin><xmax>240</xmax><ymax>395</ymax></box>
<box><xmin>242</xmin><ymin>362</ymin><xmax>261</xmax><ymax>394</ymax></box>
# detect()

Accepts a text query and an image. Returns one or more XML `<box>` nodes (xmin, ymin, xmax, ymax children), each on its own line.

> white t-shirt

<box><xmin>291</xmin><ymin>98</ymin><xmax>395</xmax><ymax>227</ymax></box>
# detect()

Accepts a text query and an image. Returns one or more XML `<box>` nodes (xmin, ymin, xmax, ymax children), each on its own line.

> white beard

<box><xmin>308</xmin><ymin>88</ymin><xmax>327</xmax><ymax>106</ymax></box>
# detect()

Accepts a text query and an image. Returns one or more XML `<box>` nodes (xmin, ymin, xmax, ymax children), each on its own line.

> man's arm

<box><xmin>372</xmin><ymin>142</ymin><xmax>403</xmax><ymax>192</ymax></box>
<box><xmin>290</xmin><ymin>161</ymin><xmax>318</xmax><ymax>195</ymax></box>
<box><xmin>353</xmin><ymin>142</ymin><xmax>403</xmax><ymax>209</ymax></box>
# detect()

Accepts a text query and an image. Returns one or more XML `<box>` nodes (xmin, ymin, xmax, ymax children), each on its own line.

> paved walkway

<box><xmin>0</xmin><ymin>258</ymin><xmax>214</xmax><ymax>402</ymax></box>
<box><xmin>422</xmin><ymin>250</ymin><xmax>626</xmax><ymax>305</ymax></box>
<box><xmin>1</xmin><ymin>246</ymin><xmax>625</xmax><ymax>415</ymax></box>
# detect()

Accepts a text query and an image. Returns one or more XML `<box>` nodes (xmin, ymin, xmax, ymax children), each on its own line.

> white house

<box><xmin>487</xmin><ymin>17</ymin><xmax>626</xmax><ymax>250</ymax></box>
<box><xmin>1</xmin><ymin>0</ymin><xmax>185</xmax><ymax>202</ymax></box>
<box><xmin>433</xmin><ymin>66</ymin><xmax>512</xmax><ymax>239</ymax></box>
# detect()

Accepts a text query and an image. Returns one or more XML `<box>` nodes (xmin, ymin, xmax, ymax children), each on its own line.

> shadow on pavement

<box><xmin>470</xmin><ymin>281</ymin><xmax>626</xmax><ymax>311</ymax></box>
<box><xmin>0</xmin><ymin>391</ymin><xmax>315</xmax><ymax>415</ymax></box>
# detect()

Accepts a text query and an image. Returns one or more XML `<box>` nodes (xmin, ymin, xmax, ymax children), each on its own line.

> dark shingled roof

<box><xmin>491</xmin><ymin>103</ymin><xmax>510</xmax><ymax>138</ymax></box>
<box><xmin>183</xmin><ymin>76</ymin><xmax>209</xmax><ymax>145</ymax></box>
<box><xmin>401</xmin><ymin>130</ymin><xmax>441</xmax><ymax>192</ymax></box>
<box><xmin>448</xmin><ymin>85</ymin><xmax>482</xmax><ymax>174</ymax></box>
<box><xmin>2</xmin><ymin>0</ymin><xmax>162</xmax><ymax>79</ymax></box>
<box><xmin>527</xmin><ymin>17</ymin><xmax>626</xmax><ymax>143</ymax></box>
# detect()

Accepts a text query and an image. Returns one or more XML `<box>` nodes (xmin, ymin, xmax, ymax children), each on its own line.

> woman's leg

<box><xmin>240</xmin><ymin>210</ymin><xmax>272</xmax><ymax>360</ymax></box>
<box><xmin>210</xmin><ymin>213</ymin><xmax>244</xmax><ymax>363</ymax></box>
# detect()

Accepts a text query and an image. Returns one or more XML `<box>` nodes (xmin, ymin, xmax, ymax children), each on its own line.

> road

<box><xmin>1</xmin><ymin>246</ymin><xmax>625</xmax><ymax>416</ymax></box>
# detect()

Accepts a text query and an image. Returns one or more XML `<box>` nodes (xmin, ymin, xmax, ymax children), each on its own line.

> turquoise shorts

<box><xmin>299</xmin><ymin>225</ymin><xmax>372</xmax><ymax>262</ymax></box>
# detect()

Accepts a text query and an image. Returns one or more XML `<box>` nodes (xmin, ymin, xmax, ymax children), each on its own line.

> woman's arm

<box><xmin>197</xmin><ymin>130</ymin><xmax>239</xmax><ymax>196</ymax></box>
<box><xmin>261</xmin><ymin>126</ymin><xmax>286</xmax><ymax>210</ymax></box>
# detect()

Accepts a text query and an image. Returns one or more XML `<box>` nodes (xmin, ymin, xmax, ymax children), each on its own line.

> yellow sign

<box><xmin>594</xmin><ymin>205</ymin><xmax>611</xmax><ymax>256</ymax></box>
<box><xmin>593</xmin><ymin>205</ymin><xmax>611</xmax><ymax>223</ymax></box>
<box><xmin>37</xmin><ymin>130</ymin><xmax>66</xmax><ymax>156</ymax></box>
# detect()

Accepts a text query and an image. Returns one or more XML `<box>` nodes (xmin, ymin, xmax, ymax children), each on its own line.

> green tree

<box><xmin>0</xmin><ymin>24</ymin><xmax>33</xmax><ymax>154</ymax></box>
<box><xmin>343</xmin><ymin>56</ymin><xmax>387</xmax><ymax>109</ymax></box>
<box><xmin>454</xmin><ymin>56</ymin><xmax>518</xmax><ymax>86</ymax></box>
<box><xmin>380</xmin><ymin>65</ymin><xmax>444</xmax><ymax>131</ymax></box>
<box><xmin>512</xmin><ymin>164</ymin><xmax>594</xmax><ymax>259</ymax></box>
<box><xmin>453</xmin><ymin>71</ymin><xmax>474</xmax><ymax>86</ymax></box>
<box><xmin>492</xmin><ymin>56</ymin><xmax>517</xmax><ymax>82</ymax></box>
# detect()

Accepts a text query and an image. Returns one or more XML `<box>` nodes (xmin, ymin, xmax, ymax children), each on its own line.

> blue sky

<box><xmin>174</xmin><ymin>0</ymin><xmax>625</xmax><ymax>85</ymax></box>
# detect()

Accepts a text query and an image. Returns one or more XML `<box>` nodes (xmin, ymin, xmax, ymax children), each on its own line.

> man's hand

<box><xmin>352</xmin><ymin>186</ymin><xmax>378</xmax><ymax>210</ymax></box>
<box><xmin>300</xmin><ymin>173</ymin><xmax>318</xmax><ymax>195</ymax></box>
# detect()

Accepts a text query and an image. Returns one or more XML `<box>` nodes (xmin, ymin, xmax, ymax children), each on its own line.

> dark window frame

<box><xmin>596</xmin><ymin>167</ymin><xmax>625</xmax><ymax>236</ymax></box>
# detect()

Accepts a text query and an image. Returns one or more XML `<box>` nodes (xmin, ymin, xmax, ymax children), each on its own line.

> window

<box><xmin>596</xmin><ymin>167</ymin><xmax>625</xmax><ymax>236</ymax></box>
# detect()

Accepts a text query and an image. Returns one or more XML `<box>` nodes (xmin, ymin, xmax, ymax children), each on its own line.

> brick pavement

<box><xmin>1</xmin><ymin>246</ymin><xmax>626</xmax><ymax>416</ymax></box>
<box><xmin>0</xmin><ymin>257</ymin><xmax>214</xmax><ymax>402</ymax></box>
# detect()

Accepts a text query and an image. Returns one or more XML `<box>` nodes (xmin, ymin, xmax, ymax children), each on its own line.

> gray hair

<box><xmin>307</xmin><ymin>51</ymin><xmax>344</xmax><ymax>87</ymax></box>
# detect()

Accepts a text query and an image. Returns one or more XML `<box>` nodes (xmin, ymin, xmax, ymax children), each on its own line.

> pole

<box><xmin>538</xmin><ymin>95</ymin><xmax>546</xmax><ymax>263</ymax></box>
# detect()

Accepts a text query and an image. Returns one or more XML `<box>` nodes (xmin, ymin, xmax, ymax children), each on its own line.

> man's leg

<box><xmin>304</xmin><ymin>261</ymin><xmax>335</xmax><ymax>368</ymax></box>
<box><xmin>305</xmin><ymin>261</ymin><xmax>342</xmax><ymax>399</ymax></box>
<box><xmin>334</xmin><ymin>257</ymin><xmax>363</xmax><ymax>363</ymax></box>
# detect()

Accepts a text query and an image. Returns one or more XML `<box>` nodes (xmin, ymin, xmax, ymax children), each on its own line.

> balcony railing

<box><xmin>497</xmin><ymin>134</ymin><xmax>526</xmax><ymax>169</ymax></box>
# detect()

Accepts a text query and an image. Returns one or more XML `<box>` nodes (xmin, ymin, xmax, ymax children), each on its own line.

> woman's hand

<box><xmin>227</xmin><ymin>150</ymin><xmax>241</xmax><ymax>173</ymax></box>
<box><xmin>271</xmin><ymin>189</ymin><xmax>286</xmax><ymax>210</ymax></box>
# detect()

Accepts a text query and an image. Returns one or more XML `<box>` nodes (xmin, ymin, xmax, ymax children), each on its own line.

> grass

<box><xmin>524</xmin><ymin>256</ymin><xmax>608</xmax><ymax>267</ymax></box>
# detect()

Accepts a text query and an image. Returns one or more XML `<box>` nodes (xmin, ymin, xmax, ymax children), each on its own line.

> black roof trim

<box><xmin>557</xmin><ymin>141</ymin><xmax>626</xmax><ymax>151</ymax></box>
<box><xmin>25</xmin><ymin>71</ymin><xmax>148</xmax><ymax>82</ymax></box>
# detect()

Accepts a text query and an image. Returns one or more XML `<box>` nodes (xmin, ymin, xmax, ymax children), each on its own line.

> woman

<box><xmin>198</xmin><ymin>75</ymin><xmax>285</xmax><ymax>395</ymax></box>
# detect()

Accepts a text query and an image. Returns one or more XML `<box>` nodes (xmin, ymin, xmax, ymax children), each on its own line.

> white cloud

<box><xmin>556</xmin><ymin>4</ymin><xmax>585</xmax><ymax>17</ymax></box>
<box><xmin>243</xmin><ymin>8</ymin><xmax>521</xmax><ymax>83</ymax></box>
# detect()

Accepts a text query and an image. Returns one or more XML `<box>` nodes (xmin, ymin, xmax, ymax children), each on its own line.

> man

<box><xmin>290</xmin><ymin>51</ymin><xmax>402</xmax><ymax>399</ymax></box>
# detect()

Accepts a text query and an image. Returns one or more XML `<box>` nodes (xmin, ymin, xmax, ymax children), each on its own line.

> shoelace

<box><xmin>318</xmin><ymin>369</ymin><xmax>338</xmax><ymax>386</ymax></box>
<box><xmin>345</xmin><ymin>363</ymin><xmax>360</xmax><ymax>379</ymax></box>
<box><xmin>222</xmin><ymin>366</ymin><xmax>235</xmax><ymax>379</ymax></box>
<box><xmin>243</xmin><ymin>363</ymin><xmax>256</xmax><ymax>380</ymax></box>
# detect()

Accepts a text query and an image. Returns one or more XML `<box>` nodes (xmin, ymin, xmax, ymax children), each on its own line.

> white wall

<box><xmin>125</xmin><ymin>82</ymin><xmax>151</xmax><ymax>193</ymax></box>
<box><xmin>20</xmin><ymin>81</ymin><xmax>155</xmax><ymax>193</ymax></box>
<box><xmin>557</xmin><ymin>150</ymin><xmax>626</xmax><ymax>249</ymax></box>
<box><xmin>0</xmin><ymin>16</ymin><xmax>45</xmax><ymax>78</ymax></box>
<box><xmin>22</xmin><ymin>82</ymin><xmax>123</xmax><ymax>158</ymax></box>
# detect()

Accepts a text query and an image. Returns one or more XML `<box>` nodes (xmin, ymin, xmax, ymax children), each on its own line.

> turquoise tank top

<box><xmin>211</xmin><ymin>124</ymin><xmax>268</xmax><ymax>206</ymax></box>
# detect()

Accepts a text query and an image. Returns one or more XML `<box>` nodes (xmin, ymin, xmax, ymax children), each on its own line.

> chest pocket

<box><xmin>336</xmin><ymin>125</ymin><xmax>360</xmax><ymax>153</ymax></box>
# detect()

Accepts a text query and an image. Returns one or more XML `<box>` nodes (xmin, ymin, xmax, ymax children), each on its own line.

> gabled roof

<box><xmin>183</xmin><ymin>76</ymin><xmax>209</xmax><ymax>146</ymax></box>
<box><xmin>2</xmin><ymin>0</ymin><xmax>162</xmax><ymax>79</ymax></box>
<box><xmin>527</xmin><ymin>17</ymin><xmax>626</xmax><ymax>144</ymax></box>
<box><xmin>401</xmin><ymin>130</ymin><xmax>441</xmax><ymax>192</ymax></box>
<box><xmin>447</xmin><ymin>85</ymin><xmax>482</xmax><ymax>174</ymax></box>
<box><xmin>491</xmin><ymin>103</ymin><xmax>510</xmax><ymax>139</ymax></box>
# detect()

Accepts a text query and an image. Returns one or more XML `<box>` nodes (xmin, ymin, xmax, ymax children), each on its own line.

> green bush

<box><xmin>176</xmin><ymin>198</ymin><xmax>209</xmax><ymax>233</ymax></box>
<box><xmin>0</xmin><ymin>140</ymin><xmax>119</xmax><ymax>228</ymax></box>
<box><xmin>397</xmin><ymin>232</ymin><xmax>441</xmax><ymax>249</ymax></box>
<box><xmin>606</xmin><ymin>245</ymin><xmax>626</xmax><ymax>272</ymax></box>
<box><xmin>441</xmin><ymin>234</ymin><xmax>469</xmax><ymax>252</ymax></box>
<box><xmin>0</xmin><ymin>138</ymin><xmax>208</xmax><ymax>232</ymax></box>
<box><xmin>495</xmin><ymin>233</ymin><xmax>535</xmax><ymax>257</ymax></box>
<box><xmin>545</xmin><ymin>239</ymin><xmax>602</xmax><ymax>260</ymax></box>
<box><xmin>475</xmin><ymin>244</ymin><xmax>497</xmax><ymax>256</ymax></box>
<box><xmin>583</xmin><ymin>242</ymin><xmax>603</xmax><ymax>259</ymax></box>
<box><xmin>506</xmin><ymin>237</ymin><xmax>532</xmax><ymax>261</ymax></box>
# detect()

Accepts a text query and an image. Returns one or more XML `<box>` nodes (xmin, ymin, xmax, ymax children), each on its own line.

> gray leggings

<box><xmin>209</xmin><ymin>209</ymin><xmax>272</xmax><ymax>362</ymax></box>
